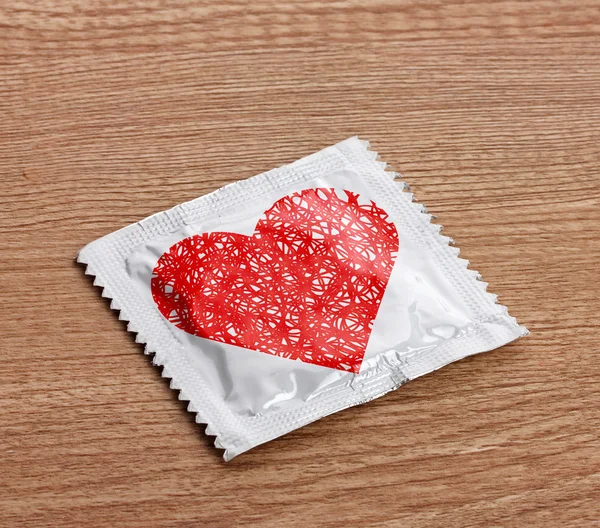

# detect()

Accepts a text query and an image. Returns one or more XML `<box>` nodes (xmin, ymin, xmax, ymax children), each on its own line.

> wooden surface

<box><xmin>1</xmin><ymin>1</ymin><xmax>599</xmax><ymax>526</ymax></box>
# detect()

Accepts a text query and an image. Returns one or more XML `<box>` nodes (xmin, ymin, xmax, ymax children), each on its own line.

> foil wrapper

<box><xmin>78</xmin><ymin>137</ymin><xmax>527</xmax><ymax>460</ymax></box>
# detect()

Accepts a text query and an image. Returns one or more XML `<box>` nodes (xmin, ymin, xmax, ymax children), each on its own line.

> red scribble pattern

<box><xmin>151</xmin><ymin>188</ymin><xmax>399</xmax><ymax>372</ymax></box>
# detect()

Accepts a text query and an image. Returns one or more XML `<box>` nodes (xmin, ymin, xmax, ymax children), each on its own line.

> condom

<box><xmin>78</xmin><ymin>137</ymin><xmax>527</xmax><ymax>460</ymax></box>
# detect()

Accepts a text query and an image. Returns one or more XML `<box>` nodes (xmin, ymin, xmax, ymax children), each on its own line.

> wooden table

<box><xmin>2</xmin><ymin>2</ymin><xmax>599</xmax><ymax>526</ymax></box>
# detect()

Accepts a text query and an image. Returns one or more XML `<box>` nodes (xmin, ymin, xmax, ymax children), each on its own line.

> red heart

<box><xmin>151</xmin><ymin>188</ymin><xmax>398</xmax><ymax>373</ymax></box>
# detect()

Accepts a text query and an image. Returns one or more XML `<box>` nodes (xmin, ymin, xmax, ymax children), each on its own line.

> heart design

<box><xmin>151</xmin><ymin>188</ymin><xmax>398</xmax><ymax>372</ymax></box>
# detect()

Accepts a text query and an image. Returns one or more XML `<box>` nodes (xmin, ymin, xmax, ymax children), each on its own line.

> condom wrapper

<box><xmin>78</xmin><ymin>137</ymin><xmax>527</xmax><ymax>460</ymax></box>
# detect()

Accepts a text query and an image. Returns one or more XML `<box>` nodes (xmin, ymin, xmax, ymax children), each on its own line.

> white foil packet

<box><xmin>78</xmin><ymin>137</ymin><xmax>527</xmax><ymax>460</ymax></box>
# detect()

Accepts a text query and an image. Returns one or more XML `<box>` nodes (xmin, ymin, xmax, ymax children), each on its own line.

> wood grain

<box><xmin>1</xmin><ymin>1</ymin><xmax>599</xmax><ymax>526</ymax></box>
